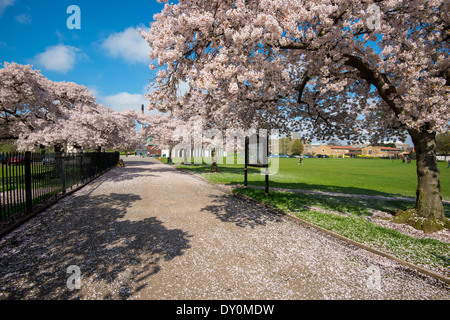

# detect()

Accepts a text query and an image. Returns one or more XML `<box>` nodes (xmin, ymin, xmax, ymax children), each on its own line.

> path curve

<box><xmin>0</xmin><ymin>157</ymin><xmax>448</xmax><ymax>299</ymax></box>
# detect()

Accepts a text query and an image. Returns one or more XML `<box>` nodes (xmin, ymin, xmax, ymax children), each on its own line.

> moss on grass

<box><xmin>394</xmin><ymin>209</ymin><xmax>449</xmax><ymax>233</ymax></box>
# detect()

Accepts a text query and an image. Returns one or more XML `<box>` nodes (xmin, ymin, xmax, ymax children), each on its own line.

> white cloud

<box><xmin>15</xmin><ymin>13</ymin><xmax>31</xmax><ymax>24</ymax></box>
<box><xmin>99</xmin><ymin>92</ymin><xmax>149</xmax><ymax>113</ymax></box>
<box><xmin>101</xmin><ymin>27</ymin><xmax>150</xmax><ymax>64</ymax></box>
<box><xmin>0</xmin><ymin>0</ymin><xmax>16</xmax><ymax>17</ymax></box>
<box><xmin>33</xmin><ymin>44</ymin><xmax>81</xmax><ymax>73</ymax></box>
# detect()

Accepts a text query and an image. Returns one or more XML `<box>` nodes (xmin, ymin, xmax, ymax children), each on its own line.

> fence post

<box><xmin>61</xmin><ymin>154</ymin><xmax>66</xmax><ymax>194</ymax></box>
<box><xmin>24</xmin><ymin>151</ymin><xmax>33</xmax><ymax>213</ymax></box>
<box><xmin>80</xmin><ymin>153</ymin><xmax>84</xmax><ymax>182</ymax></box>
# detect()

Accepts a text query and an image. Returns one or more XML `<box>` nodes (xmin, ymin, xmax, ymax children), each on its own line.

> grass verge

<box><xmin>234</xmin><ymin>187</ymin><xmax>450</xmax><ymax>276</ymax></box>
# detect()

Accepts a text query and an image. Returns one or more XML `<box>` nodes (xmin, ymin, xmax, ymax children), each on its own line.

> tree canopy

<box><xmin>0</xmin><ymin>63</ymin><xmax>138</xmax><ymax>151</ymax></box>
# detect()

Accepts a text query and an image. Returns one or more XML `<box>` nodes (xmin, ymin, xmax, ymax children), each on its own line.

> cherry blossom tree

<box><xmin>138</xmin><ymin>110</ymin><xmax>227</xmax><ymax>170</ymax></box>
<box><xmin>0</xmin><ymin>62</ymin><xmax>55</xmax><ymax>142</ymax></box>
<box><xmin>141</xmin><ymin>0</ymin><xmax>449</xmax><ymax>220</ymax></box>
<box><xmin>97</xmin><ymin>108</ymin><xmax>140</xmax><ymax>151</ymax></box>
<box><xmin>1</xmin><ymin>62</ymin><xmax>139</xmax><ymax>152</ymax></box>
<box><xmin>17</xmin><ymin>104</ymin><xmax>139</xmax><ymax>152</ymax></box>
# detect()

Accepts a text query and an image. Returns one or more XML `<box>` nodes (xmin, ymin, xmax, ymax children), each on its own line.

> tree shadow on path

<box><xmin>0</xmin><ymin>192</ymin><xmax>192</xmax><ymax>299</ymax></box>
<box><xmin>201</xmin><ymin>193</ymin><xmax>283</xmax><ymax>229</ymax></box>
<box><xmin>119</xmin><ymin>158</ymin><xmax>192</xmax><ymax>176</ymax></box>
<box><xmin>104</xmin><ymin>161</ymin><xmax>157</xmax><ymax>183</ymax></box>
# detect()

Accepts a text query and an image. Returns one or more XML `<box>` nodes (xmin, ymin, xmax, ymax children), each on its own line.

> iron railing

<box><xmin>0</xmin><ymin>151</ymin><xmax>119</xmax><ymax>221</ymax></box>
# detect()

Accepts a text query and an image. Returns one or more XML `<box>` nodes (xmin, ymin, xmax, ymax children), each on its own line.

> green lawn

<box><xmin>0</xmin><ymin>165</ymin><xmax>57</xmax><ymax>192</ymax></box>
<box><xmin>169</xmin><ymin>157</ymin><xmax>450</xmax><ymax>201</ymax></box>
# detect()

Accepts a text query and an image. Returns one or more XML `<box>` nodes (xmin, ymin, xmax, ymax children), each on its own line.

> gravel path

<box><xmin>0</xmin><ymin>157</ymin><xmax>448</xmax><ymax>300</ymax></box>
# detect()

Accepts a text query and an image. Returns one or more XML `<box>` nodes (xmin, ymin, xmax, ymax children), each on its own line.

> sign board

<box><xmin>246</xmin><ymin>134</ymin><xmax>269</xmax><ymax>168</ymax></box>
<box><xmin>244</xmin><ymin>133</ymin><xmax>270</xmax><ymax>195</ymax></box>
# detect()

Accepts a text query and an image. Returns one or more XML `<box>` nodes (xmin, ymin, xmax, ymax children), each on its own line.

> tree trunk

<box><xmin>409</xmin><ymin>129</ymin><xmax>445</xmax><ymax>220</ymax></box>
<box><xmin>168</xmin><ymin>148</ymin><xmax>173</xmax><ymax>164</ymax></box>
<box><xmin>211</xmin><ymin>148</ymin><xmax>218</xmax><ymax>172</ymax></box>
<box><xmin>54</xmin><ymin>144</ymin><xmax>63</xmax><ymax>153</ymax></box>
<box><xmin>183</xmin><ymin>148</ymin><xmax>189</xmax><ymax>165</ymax></box>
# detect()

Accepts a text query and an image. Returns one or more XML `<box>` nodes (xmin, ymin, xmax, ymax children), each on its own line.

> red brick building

<box><xmin>146</xmin><ymin>145</ymin><xmax>161</xmax><ymax>157</ymax></box>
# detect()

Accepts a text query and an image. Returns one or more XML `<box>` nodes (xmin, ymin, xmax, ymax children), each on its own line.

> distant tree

<box><xmin>436</xmin><ymin>132</ymin><xmax>450</xmax><ymax>161</ymax></box>
<box><xmin>0</xmin><ymin>140</ymin><xmax>17</xmax><ymax>153</ymax></box>
<box><xmin>0</xmin><ymin>63</ymin><xmax>139</xmax><ymax>152</ymax></box>
<box><xmin>290</xmin><ymin>139</ymin><xmax>304</xmax><ymax>156</ymax></box>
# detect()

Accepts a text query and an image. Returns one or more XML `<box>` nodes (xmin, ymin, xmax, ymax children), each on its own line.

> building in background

<box><xmin>309</xmin><ymin>144</ymin><xmax>403</xmax><ymax>158</ymax></box>
<box><xmin>311</xmin><ymin>145</ymin><xmax>361</xmax><ymax>158</ymax></box>
<box><xmin>361</xmin><ymin>146</ymin><xmax>402</xmax><ymax>157</ymax></box>
<box><xmin>395</xmin><ymin>142</ymin><xmax>410</xmax><ymax>150</ymax></box>
<box><xmin>146</xmin><ymin>141</ymin><xmax>161</xmax><ymax>157</ymax></box>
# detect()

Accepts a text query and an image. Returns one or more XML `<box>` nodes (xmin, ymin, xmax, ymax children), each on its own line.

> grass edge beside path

<box><xmin>233</xmin><ymin>188</ymin><xmax>449</xmax><ymax>281</ymax></box>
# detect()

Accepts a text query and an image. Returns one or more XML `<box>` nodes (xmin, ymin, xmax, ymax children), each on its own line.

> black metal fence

<box><xmin>0</xmin><ymin>151</ymin><xmax>119</xmax><ymax>221</ymax></box>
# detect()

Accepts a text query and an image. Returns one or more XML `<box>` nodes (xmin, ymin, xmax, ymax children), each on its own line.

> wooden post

<box><xmin>265</xmin><ymin>167</ymin><xmax>269</xmax><ymax>196</ymax></box>
<box><xmin>264</xmin><ymin>133</ymin><xmax>269</xmax><ymax>196</ymax></box>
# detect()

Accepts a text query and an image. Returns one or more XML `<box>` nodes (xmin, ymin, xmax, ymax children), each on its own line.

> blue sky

<box><xmin>0</xmin><ymin>0</ymin><xmax>166</xmax><ymax>113</ymax></box>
